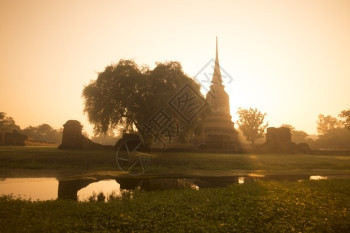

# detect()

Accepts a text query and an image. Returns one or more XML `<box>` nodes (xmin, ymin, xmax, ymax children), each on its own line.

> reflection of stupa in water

<box><xmin>201</xmin><ymin>38</ymin><xmax>241</xmax><ymax>151</ymax></box>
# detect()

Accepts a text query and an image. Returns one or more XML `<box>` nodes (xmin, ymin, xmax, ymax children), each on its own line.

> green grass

<box><xmin>1</xmin><ymin>180</ymin><xmax>349</xmax><ymax>232</ymax></box>
<box><xmin>0</xmin><ymin>146</ymin><xmax>116</xmax><ymax>170</ymax></box>
<box><xmin>1</xmin><ymin>147</ymin><xmax>350</xmax><ymax>177</ymax></box>
<box><xmin>151</xmin><ymin>152</ymin><xmax>350</xmax><ymax>171</ymax></box>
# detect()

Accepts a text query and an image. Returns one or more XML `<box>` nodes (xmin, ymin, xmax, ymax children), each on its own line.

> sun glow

<box><xmin>1</xmin><ymin>0</ymin><xmax>350</xmax><ymax>136</ymax></box>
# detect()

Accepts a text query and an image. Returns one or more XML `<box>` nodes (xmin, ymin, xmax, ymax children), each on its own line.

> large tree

<box><xmin>316</xmin><ymin>114</ymin><xmax>342</xmax><ymax>135</ymax></box>
<box><xmin>236</xmin><ymin>107</ymin><xmax>268</xmax><ymax>144</ymax></box>
<box><xmin>82</xmin><ymin>59</ymin><xmax>203</xmax><ymax>143</ymax></box>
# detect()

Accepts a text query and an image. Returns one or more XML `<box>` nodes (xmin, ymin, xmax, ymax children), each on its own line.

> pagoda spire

<box><xmin>212</xmin><ymin>36</ymin><xmax>223</xmax><ymax>85</ymax></box>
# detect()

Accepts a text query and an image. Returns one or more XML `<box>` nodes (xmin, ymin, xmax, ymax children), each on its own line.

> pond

<box><xmin>0</xmin><ymin>174</ymin><xmax>347</xmax><ymax>201</ymax></box>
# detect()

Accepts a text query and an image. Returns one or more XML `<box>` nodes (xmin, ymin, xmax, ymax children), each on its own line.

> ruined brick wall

<box><xmin>266</xmin><ymin>127</ymin><xmax>291</xmax><ymax>146</ymax></box>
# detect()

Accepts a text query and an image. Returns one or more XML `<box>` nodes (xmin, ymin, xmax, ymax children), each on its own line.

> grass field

<box><xmin>1</xmin><ymin>180</ymin><xmax>349</xmax><ymax>232</ymax></box>
<box><xmin>1</xmin><ymin>147</ymin><xmax>350</xmax><ymax>232</ymax></box>
<box><xmin>1</xmin><ymin>146</ymin><xmax>350</xmax><ymax>178</ymax></box>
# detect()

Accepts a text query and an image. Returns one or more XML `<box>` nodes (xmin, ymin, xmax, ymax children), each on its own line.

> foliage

<box><xmin>22</xmin><ymin>124</ymin><xmax>62</xmax><ymax>144</ymax></box>
<box><xmin>1</xmin><ymin>180</ymin><xmax>349</xmax><ymax>232</ymax></box>
<box><xmin>236</xmin><ymin>107</ymin><xmax>268</xmax><ymax>144</ymax></box>
<box><xmin>91</xmin><ymin>128</ymin><xmax>119</xmax><ymax>145</ymax></box>
<box><xmin>281</xmin><ymin>124</ymin><xmax>308</xmax><ymax>144</ymax></box>
<box><xmin>82</xmin><ymin>60</ymin><xmax>202</xmax><ymax>143</ymax></box>
<box><xmin>0</xmin><ymin>112</ymin><xmax>62</xmax><ymax>145</ymax></box>
<box><xmin>0</xmin><ymin>112</ymin><xmax>20</xmax><ymax>134</ymax></box>
<box><xmin>317</xmin><ymin>114</ymin><xmax>342</xmax><ymax>135</ymax></box>
<box><xmin>339</xmin><ymin>109</ymin><xmax>350</xmax><ymax>130</ymax></box>
<box><xmin>88</xmin><ymin>192</ymin><xmax>106</xmax><ymax>202</ymax></box>
<box><xmin>315</xmin><ymin>128</ymin><xmax>350</xmax><ymax>150</ymax></box>
<box><xmin>315</xmin><ymin>110</ymin><xmax>350</xmax><ymax>149</ymax></box>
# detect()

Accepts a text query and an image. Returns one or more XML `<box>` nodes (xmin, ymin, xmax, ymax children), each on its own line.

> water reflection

<box><xmin>0</xmin><ymin>178</ymin><xmax>58</xmax><ymax>200</ymax></box>
<box><xmin>58</xmin><ymin>179</ymin><xmax>96</xmax><ymax>200</ymax></box>
<box><xmin>0</xmin><ymin>174</ymin><xmax>346</xmax><ymax>201</ymax></box>
<box><xmin>238</xmin><ymin>177</ymin><xmax>245</xmax><ymax>184</ymax></box>
<box><xmin>77</xmin><ymin>180</ymin><xmax>120</xmax><ymax>201</ymax></box>
<box><xmin>310</xmin><ymin>175</ymin><xmax>328</xmax><ymax>180</ymax></box>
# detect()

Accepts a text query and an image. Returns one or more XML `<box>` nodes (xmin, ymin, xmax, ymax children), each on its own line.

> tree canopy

<box><xmin>314</xmin><ymin>109</ymin><xmax>350</xmax><ymax>149</ymax></box>
<box><xmin>317</xmin><ymin>114</ymin><xmax>342</xmax><ymax>135</ymax></box>
<box><xmin>339</xmin><ymin>109</ymin><xmax>350</xmax><ymax>130</ymax></box>
<box><xmin>315</xmin><ymin>128</ymin><xmax>350</xmax><ymax>150</ymax></box>
<box><xmin>82</xmin><ymin>59</ymin><xmax>203</xmax><ymax>143</ymax></box>
<box><xmin>0</xmin><ymin>112</ymin><xmax>20</xmax><ymax>134</ymax></box>
<box><xmin>22</xmin><ymin>124</ymin><xmax>62</xmax><ymax>144</ymax></box>
<box><xmin>281</xmin><ymin>124</ymin><xmax>308</xmax><ymax>144</ymax></box>
<box><xmin>236</xmin><ymin>107</ymin><xmax>268</xmax><ymax>144</ymax></box>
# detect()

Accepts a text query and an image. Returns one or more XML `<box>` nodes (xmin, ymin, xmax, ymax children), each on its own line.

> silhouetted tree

<box><xmin>317</xmin><ymin>114</ymin><xmax>342</xmax><ymax>135</ymax></box>
<box><xmin>0</xmin><ymin>112</ymin><xmax>20</xmax><ymax>135</ymax></box>
<box><xmin>313</xmin><ymin>110</ymin><xmax>350</xmax><ymax>150</ymax></box>
<box><xmin>0</xmin><ymin>112</ymin><xmax>22</xmax><ymax>145</ymax></box>
<box><xmin>316</xmin><ymin>128</ymin><xmax>350</xmax><ymax>150</ymax></box>
<box><xmin>236</xmin><ymin>107</ymin><xmax>268</xmax><ymax>144</ymax></box>
<box><xmin>22</xmin><ymin>124</ymin><xmax>62</xmax><ymax>144</ymax></box>
<box><xmin>281</xmin><ymin>124</ymin><xmax>308</xmax><ymax>144</ymax></box>
<box><xmin>280</xmin><ymin>124</ymin><xmax>295</xmax><ymax>131</ymax></box>
<box><xmin>82</xmin><ymin>59</ymin><xmax>204</xmax><ymax>143</ymax></box>
<box><xmin>339</xmin><ymin>109</ymin><xmax>350</xmax><ymax>130</ymax></box>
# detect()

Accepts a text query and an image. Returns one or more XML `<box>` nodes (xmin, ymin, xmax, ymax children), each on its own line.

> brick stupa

<box><xmin>202</xmin><ymin>38</ymin><xmax>241</xmax><ymax>151</ymax></box>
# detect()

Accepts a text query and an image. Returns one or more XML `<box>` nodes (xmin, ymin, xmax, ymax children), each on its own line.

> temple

<box><xmin>201</xmin><ymin>38</ymin><xmax>241</xmax><ymax>151</ymax></box>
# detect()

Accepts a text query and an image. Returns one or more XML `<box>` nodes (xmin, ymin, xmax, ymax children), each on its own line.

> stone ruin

<box><xmin>260</xmin><ymin>127</ymin><xmax>311</xmax><ymax>154</ymax></box>
<box><xmin>58</xmin><ymin>120</ymin><xmax>112</xmax><ymax>150</ymax></box>
<box><xmin>0</xmin><ymin>130</ymin><xmax>27</xmax><ymax>146</ymax></box>
<box><xmin>263</xmin><ymin>127</ymin><xmax>294</xmax><ymax>152</ymax></box>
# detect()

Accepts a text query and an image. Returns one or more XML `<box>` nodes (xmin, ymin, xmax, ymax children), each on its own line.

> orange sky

<box><xmin>1</xmin><ymin>0</ymin><xmax>350</xmax><ymax>136</ymax></box>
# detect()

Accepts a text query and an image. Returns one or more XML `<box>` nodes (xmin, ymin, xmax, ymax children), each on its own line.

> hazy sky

<box><xmin>1</xmin><ymin>0</ymin><xmax>349</xmax><ymax>136</ymax></box>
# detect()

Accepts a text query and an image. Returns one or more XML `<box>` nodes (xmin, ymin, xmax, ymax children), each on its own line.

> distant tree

<box><xmin>0</xmin><ymin>112</ymin><xmax>20</xmax><ymax>134</ymax></box>
<box><xmin>280</xmin><ymin>124</ymin><xmax>295</xmax><ymax>131</ymax></box>
<box><xmin>291</xmin><ymin>130</ymin><xmax>308</xmax><ymax>144</ymax></box>
<box><xmin>91</xmin><ymin>128</ymin><xmax>119</xmax><ymax>145</ymax></box>
<box><xmin>316</xmin><ymin>128</ymin><xmax>350</xmax><ymax>150</ymax></box>
<box><xmin>236</xmin><ymin>107</ymin><xmax>268</xmax><ymax>144</ymax></box>
<box><xmin>313</xmin><ymin>110</ymin><xmax>350</xmax><ymax>149</ymax></box>
<box><xmin>316</xmin><ymin>114</ymin><xmax>342</xmax><ymax>135</ymax></box>
<box><xmin>22</xmin><ymin>124</ymin><xmax>62</xmax><ymax>144</ymax></box>
<box><xmin>82</xmin><ymin>59</ymin><xmax>204</xmax><ymax>144</ymax></box>
<box><xmin>339</xmin><ymin>109</ymin><xmax>350</xmax><ymax>130</ymax></box>
<box><xmin>281</xmin><ymin>124</ymin><xmax>308</xmax><ymax>144</ymax></box>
